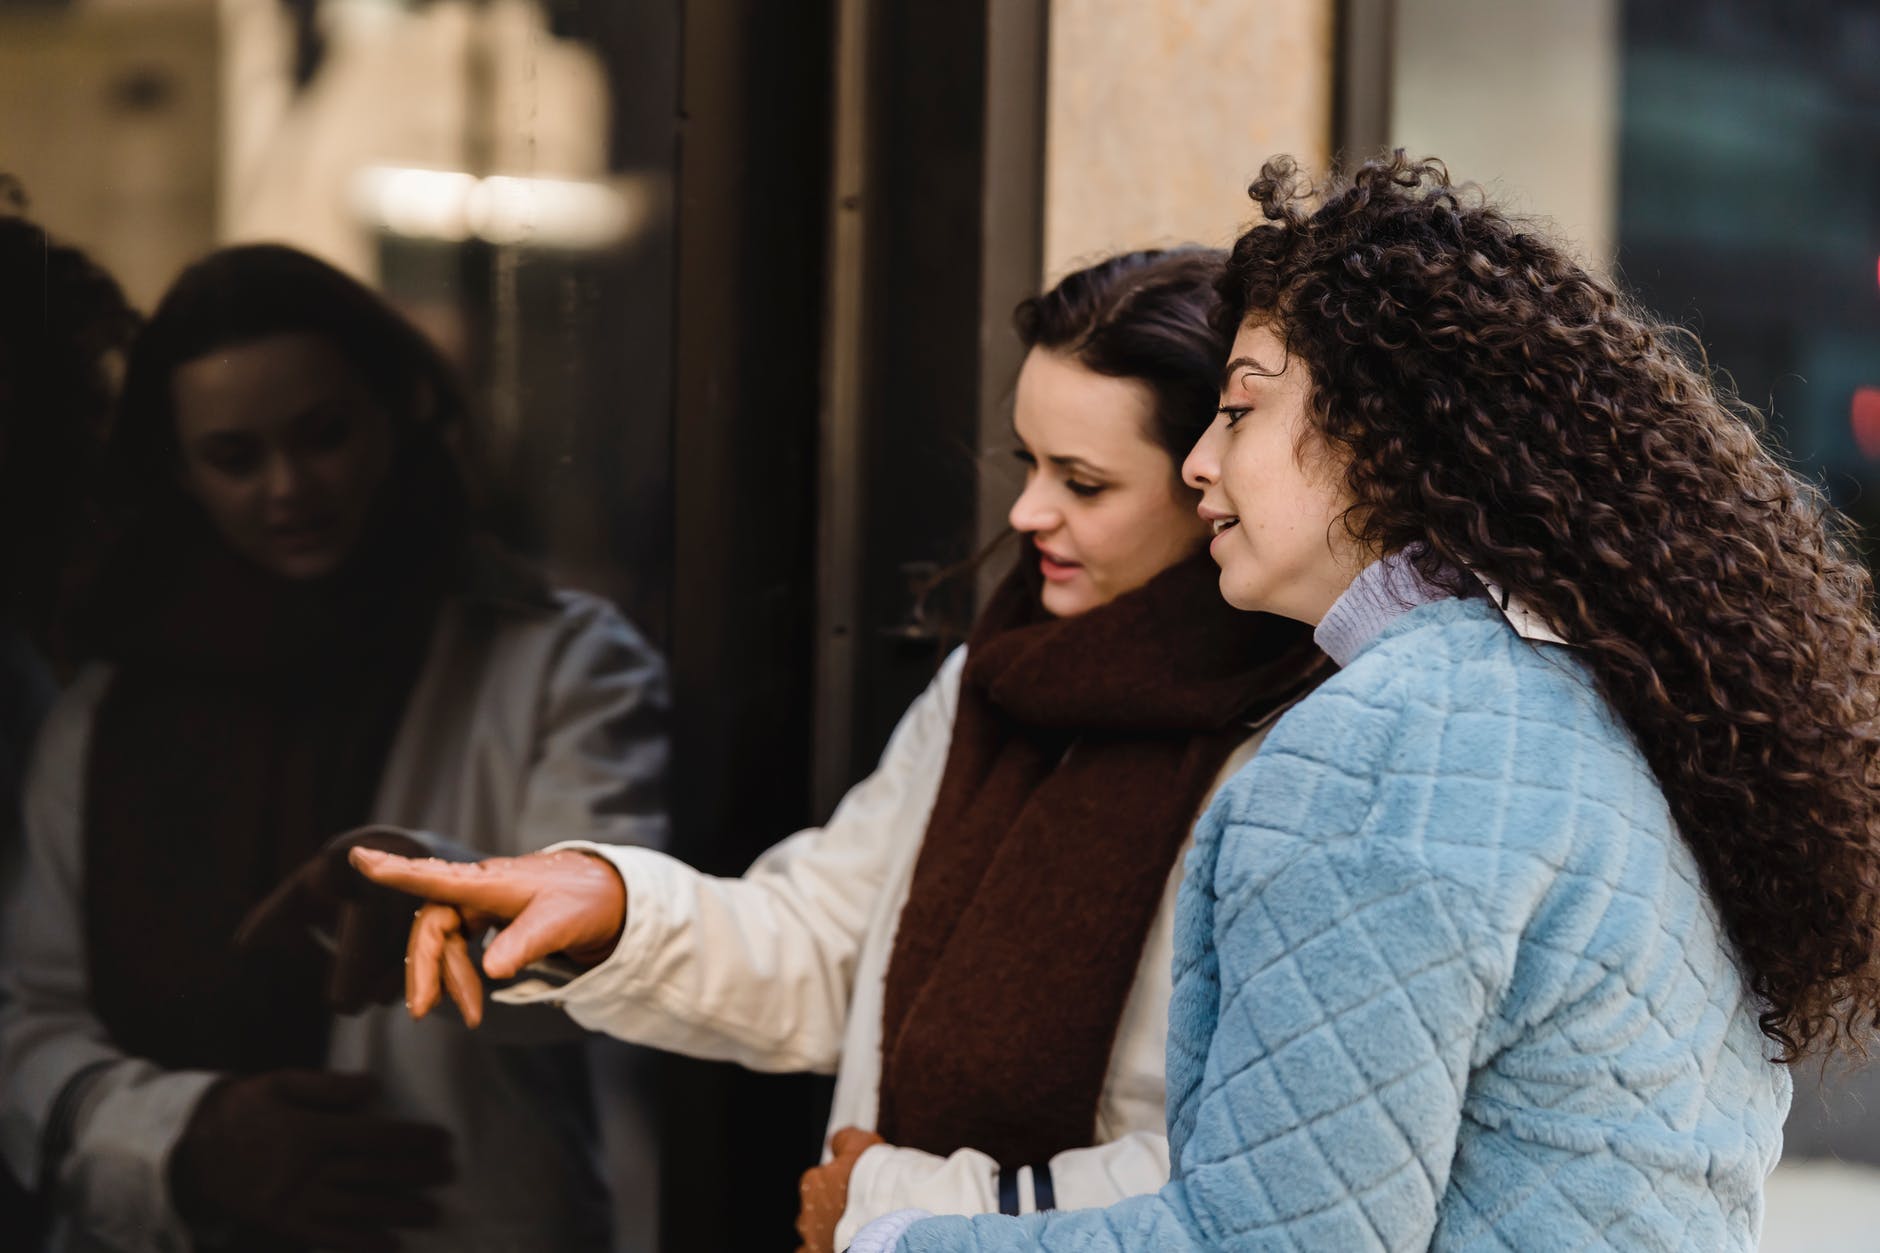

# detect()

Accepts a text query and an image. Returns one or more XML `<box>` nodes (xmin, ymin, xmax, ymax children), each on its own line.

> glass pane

<box><xmin>0</xmin><ymin>4</ymin><xmax>681</xmax><ymax>1250</ymax></box>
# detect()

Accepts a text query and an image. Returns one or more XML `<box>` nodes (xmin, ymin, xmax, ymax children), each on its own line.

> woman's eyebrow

<box><xmin>193</xmin><ymin>428</ymin><xmax>255</xmax><ymax>447</ymax></box>
<box><xmin>1046</xmin><ymin>454</ymin><xmax>1106</xmax><ymax>477</ymax></box>
<box><xmin>1220</xmin><ymin>355</ymin><xmax>1280</xmax><ymax>389</ymax></box>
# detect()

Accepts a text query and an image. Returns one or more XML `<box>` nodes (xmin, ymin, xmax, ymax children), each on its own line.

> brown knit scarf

<box><xmin>83</xmin><ymin>529</ymin><xmax>442</xmax><ymax>1075</ymax></box>
<box><xmin>876</xmin><ymin>545</ymin><xmax>1326</xmax><ymax>1168</ymax></box>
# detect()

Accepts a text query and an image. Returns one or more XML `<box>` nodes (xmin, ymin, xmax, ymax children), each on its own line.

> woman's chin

<box><xmin>1214</xmin><ymin>570</ymin><xmax>1269</xmax><ymax>615</ymax></box>
<box><xmin>1039</xmin><ymin>580</ymin><xmax>1099</xmax><ymax>619</ymax></box>
<box><xmin>249</xmin><ymin>543</ymin><xmax>349</xmax><ymax>582</ymax></box>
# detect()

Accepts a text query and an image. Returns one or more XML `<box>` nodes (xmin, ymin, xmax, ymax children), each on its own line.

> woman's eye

<box><xmin>1217</xmin><ymin>404</ymin><xmax>1252</xmax><ymax>430</ymax></box>
<box><xmin>1066</xmin><ymin>479</ymin><xmax>1104</xmax><ymax>499</ymax></box>
<box><xmin>198</xmin><ymin>440</ymin><xmax>263</xmax><ymax>477</ymax></box>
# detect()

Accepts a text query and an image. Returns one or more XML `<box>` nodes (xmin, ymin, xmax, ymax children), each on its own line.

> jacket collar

<box><xmin>1314</xmin><ymin>549</ymin><xmax>1568</xmax><ymax>667</ymax></box>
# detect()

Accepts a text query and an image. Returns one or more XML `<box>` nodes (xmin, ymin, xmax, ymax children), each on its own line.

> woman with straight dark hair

<box><xmin>849</xmin><ymin>153</ymin><xmax>1880</xmax><ymax>1251</ymax></box>
<box><xmin>0</xmin><ymin>243</ymin><xmax>668</xmax><ymax>1252</ymax></box>
<box><xmin>354</xmin><ymin>247</ymin><xmax>1330</xmax><ymax>1251</ymax></box>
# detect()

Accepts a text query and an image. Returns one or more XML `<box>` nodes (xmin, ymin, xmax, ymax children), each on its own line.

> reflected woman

<box><xmin>0</xmin><ymin>244</ymin><xmax>667</xmax><ymax>1252</ymax></box>
<box><xmin>354</xmin><ymin>248</ymin><xmax>1331</xmax><ymax>1251</ymax></box>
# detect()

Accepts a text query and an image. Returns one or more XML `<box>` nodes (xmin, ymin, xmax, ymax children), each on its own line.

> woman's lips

<box><xmin>268</xmin><ymin>519</ymin><xmax>339</xmax><ymax>554</ymax></box>
<box><xmin>1037</xmin><ymin>547</ymin><xmax>1082</xmax><ymax>583</ymax></box>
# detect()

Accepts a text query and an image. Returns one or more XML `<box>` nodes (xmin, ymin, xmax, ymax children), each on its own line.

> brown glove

<box><xmin>169</xmin><ymin>1069</ymin><xmax>454</xmax><ymax>1253</ymax></box>
<box><xmin>795</xmin><ymin>1126</ymin><xmax>887</xmax><ymax>1253</ymax></box>
<box><xmin>349</xmin><ymin>846</ymin><xmax>627</xmax><ymax>1028</ymax></box>
<box><xmin>235</xmin><ymin>827</ymin><xmax>434</xmax><ymax>1014</ymax></box>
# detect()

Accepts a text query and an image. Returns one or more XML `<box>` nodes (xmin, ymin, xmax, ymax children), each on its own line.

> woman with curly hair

<box><xmin>851</xmin><ymin>153</ymin><xmax>1880</xmax><ymax>1251</ymax></box>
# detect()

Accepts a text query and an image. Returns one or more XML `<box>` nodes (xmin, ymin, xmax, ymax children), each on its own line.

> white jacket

<box><xmin>502</xmin><ymin>647</ymin><xmax>1275</xmax><ymax>1249</ymax></box>
<box><xmin>0</xmin><ymin>586</ymin><xmax>668</xmax><ymax>1253</ymax></box>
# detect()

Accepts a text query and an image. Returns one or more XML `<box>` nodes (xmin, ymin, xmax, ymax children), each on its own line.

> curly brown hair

<box><xmin>1219</xmin><ymin>151</ymin><xmax>1880</xmax><ymax>1062</ymax></box>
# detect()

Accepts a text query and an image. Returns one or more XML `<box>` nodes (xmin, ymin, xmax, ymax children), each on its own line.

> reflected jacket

<box><xmin>0</xmin><ymin>582</ymin><xmax>669</xmax><ymax>1253</ymax></box>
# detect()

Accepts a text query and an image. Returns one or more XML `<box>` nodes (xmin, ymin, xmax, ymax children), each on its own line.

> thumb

<box><xmin>477</xmin><ymin>901</ymin><xmax>587</xmax><ymax>980</ymax></box>
<box><xmin>270</xmin><ymin>1069</ymin><xmax>381</xmax><ymax>1111</ymax></box>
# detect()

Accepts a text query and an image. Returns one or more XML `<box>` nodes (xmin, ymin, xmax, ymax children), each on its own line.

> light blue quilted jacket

<box><xmin>885</xmin><ymin>595</ymin><xmax>1790</xmax><ymax>1251</ymax></box>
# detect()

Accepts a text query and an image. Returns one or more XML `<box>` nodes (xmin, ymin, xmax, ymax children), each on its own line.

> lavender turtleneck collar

<box><xmin>1311</xmin><ymin>550</ymin><xmax>1571</xmax><ymax>666</ymax></box>
<box><xmin>1312</xmin><ymin>550</ymin><xmax>1453</xmax><ymax>667</ymax></box>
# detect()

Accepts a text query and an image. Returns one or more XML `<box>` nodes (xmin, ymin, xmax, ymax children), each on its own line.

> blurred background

<box><xmin>1</xmin><ymin>0</ymin><xmax>1875</xmax><ymax>1248</ymax></box>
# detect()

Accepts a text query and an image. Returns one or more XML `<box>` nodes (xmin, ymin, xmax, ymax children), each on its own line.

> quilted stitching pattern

<box><xmin>897</xmin><ymin>598</ymin><xmax>1789</xmax><ymax>1252</ymax></box>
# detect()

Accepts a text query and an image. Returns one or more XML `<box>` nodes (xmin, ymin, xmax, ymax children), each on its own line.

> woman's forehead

<box><xmin>171</xmin><ymin>332</ymin><xmax>362</xmax><ymax>434</ymax></box>
<box><xmin>1014</xmin><ymin>347</ymin><xmax>1165</xmax><ymax>464</ymax></box>
<box><xmin>1224</xmin><ymin>323</ymin><xmax>1289</xmax><ymax>381</ymax></box>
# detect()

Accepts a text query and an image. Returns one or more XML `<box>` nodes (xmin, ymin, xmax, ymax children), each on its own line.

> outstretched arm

<box><xmin>356</xmin><ymin>649</ymin><xmax>966</xmax><ymax>1071</ymax></box>
<box><xmin>234</xmin><ymin>594</ymin><xmax>670</xmax><ymax>1028</ymax></box>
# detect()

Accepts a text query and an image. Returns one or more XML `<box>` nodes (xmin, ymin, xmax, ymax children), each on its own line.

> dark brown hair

<box><xmin>110</xmin><ymin>242</ymin><xmax>472</xmax><ymax>533</ymax></box>
<box><xmin>913</xmin><ymin>249</ymin><xmax>1233</xmax><ymax>640</ymax></box>
<box><xmin>1016</xmin><ymin>247</ymin><xmax>1228</xmax><ymax>467</ymax></box>
<box><xmin>0</xmin><ymin>182</ymin><xmax>140</xmax><ymax>640</ymax></box>
<box><xmin>1219</xmin><ymin>152</ymin><xmax>1880</xmax><ymax>1061</ymax></box>
<box><xmin>74</xmin><ymin>245</ymin><xmax>485</xmax><ymax>651</ymax></box>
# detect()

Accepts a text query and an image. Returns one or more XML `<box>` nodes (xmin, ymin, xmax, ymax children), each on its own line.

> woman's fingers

<box><xmin>405</xmin><ymin>904</ymin><xmax>460</xmax><ymax>1020</ymax></box>
<box><xmin>234</xmin><ymin>864</ymin><xmax>319</xmax><ymax>952</ymax></box>
<box><xmin>459</xmin><ymin>908</ymin><xmax>498</xmax><ymax>939</ymax></box>
<box><xmin>362</xmin><ymin>848</ymin><xmax>625</xmax><ymax>985</ymax></box>
<box><xmin>440</xmin><ymin>927</ymin><xmax>484</xmax><ymax>1028</ymax></box>
<box><xmin>349</xmin><ymin>849</ymin><xmax>535</xmax><ymax>918</ymax></box>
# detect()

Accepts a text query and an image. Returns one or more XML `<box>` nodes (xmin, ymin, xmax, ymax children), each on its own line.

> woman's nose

<box><xmin>1007</xmin><ymin>478</ymin><xmax>1057</xmax><ymax>534</ymax></box>
<box><xmin>264</xmin><ymin>453</ymin><xmax>306</xmax><ymax>501</ymax></box>
<box><xmin>1182</xmin><ymin>423</ymin><xmax>1222</xmax><ymax>491</ymax></box>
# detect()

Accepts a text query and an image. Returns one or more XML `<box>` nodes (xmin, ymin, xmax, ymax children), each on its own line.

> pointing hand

<box><xmin>348</xmin><ymin>847</ymin><xmax>627</xmax><ymax>1027</ymax></box>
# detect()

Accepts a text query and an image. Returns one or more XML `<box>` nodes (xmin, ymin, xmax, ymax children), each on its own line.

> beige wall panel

<box><xmin>1390</xmin><ymin>0</ymin><xmax>1620</xmax><ymax>272</ymax></box>
<box><xmin>1043</xmin><ymin>0</ymin><xmax>1335</xmax><ymax>282</ymax></box>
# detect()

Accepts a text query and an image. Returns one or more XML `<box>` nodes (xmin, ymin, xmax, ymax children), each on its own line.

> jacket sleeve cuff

<box><xmin>835</xmin><ymin>1143</ymin><xmax>999</xmax><ymax>1250</ymax></box>
<box><xmin>1044</xmin><ymin>1130</ymin><xmax>1169</xmax><ymax>1211</ymax></box>
<box><xmin>489</xmin><ymin>840</ymin><xmax>670</xmax><ymax>1010</ymax></box>
<box><xmin>846</xmin><ymin>1207</ymin><xmax>932</xmax><ymax>1253</ymax></box>
<box><xmin>55</xmin><ymin>1065</ymin><xmax>221</xmax><ymax>1253</ymax></box>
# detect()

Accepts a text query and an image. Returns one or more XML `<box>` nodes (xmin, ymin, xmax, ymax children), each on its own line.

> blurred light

<box><xmin>1852</xmin><ymin>387</ymin><xmax>1880</xmax><ymax>460</ymax></box>
<box><xmin>351</xmin><ymin>167</ymin><xmax>645</xmax><ymax>249</ymax></box>
<box><xmin>469</xmin><ymin>175</ymin><xmax>635</xmax><ymax>248</ymax></box>
<box><xmin>353</xmin><ymin>167</ymin><xmax>477</xmax><ymax>241</ymax></box>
